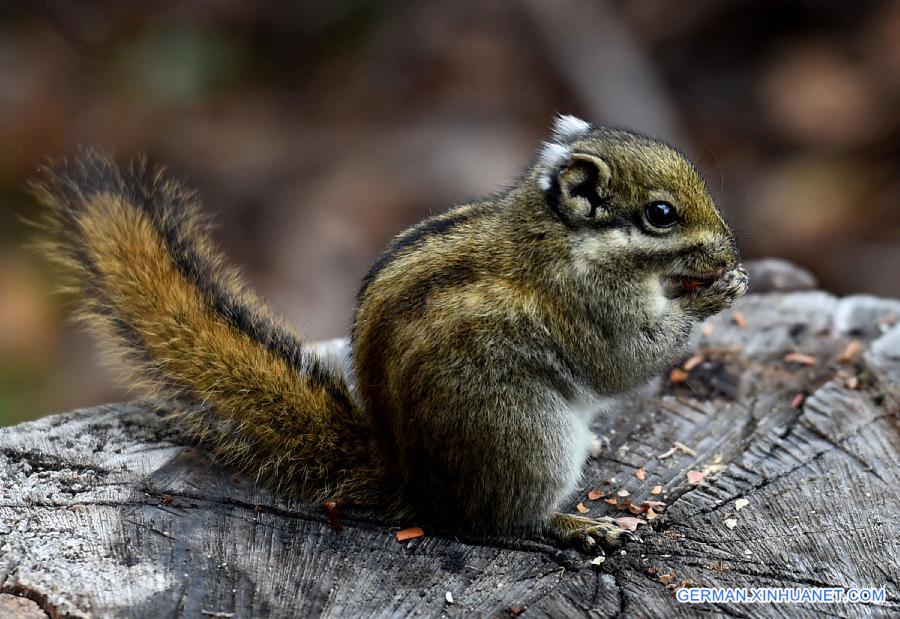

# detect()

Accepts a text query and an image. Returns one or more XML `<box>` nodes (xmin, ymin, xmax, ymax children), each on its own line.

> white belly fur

<box><xmin>547</xmin><ymin>392</ymin><xmax>618</xmax><ymax>511</ymax></box>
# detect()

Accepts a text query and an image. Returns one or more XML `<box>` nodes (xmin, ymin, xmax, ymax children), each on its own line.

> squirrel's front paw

<box><xmin>686</xmin><ymin>265</ymin><xmax>749</xmax><ymax>319</ymax></box>
<box><xmin>547</xmin><ymin>513</ymin><xmax>636</xmax><ymax>554</ymax></box>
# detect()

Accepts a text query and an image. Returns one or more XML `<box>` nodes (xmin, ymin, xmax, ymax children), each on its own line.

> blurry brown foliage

<box><xmin>0</xmin><ymin>0</ymin><xmax>897</xmax><ymax>424</ymax></box>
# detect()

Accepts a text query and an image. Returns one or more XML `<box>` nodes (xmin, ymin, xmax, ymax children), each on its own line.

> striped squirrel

<box><xmin>32</xmin><ymin>115</ymin><xmax>747</xmax><ymax>553</ymax></box>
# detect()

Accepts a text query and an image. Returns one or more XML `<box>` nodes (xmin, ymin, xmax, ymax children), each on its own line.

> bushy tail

<box><xmin>31</xmin><ymin>149</ymin><xmax>382</xmax><ymax>503</ymax></box>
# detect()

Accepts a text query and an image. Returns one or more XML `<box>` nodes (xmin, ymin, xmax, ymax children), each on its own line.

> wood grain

<box><xmin>2</xmin><ymin>289</ymin><xmax>899</xmax><ymax>618</ymax></box>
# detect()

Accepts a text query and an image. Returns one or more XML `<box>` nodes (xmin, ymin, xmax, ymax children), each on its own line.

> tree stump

<box><xmin>2</xmin><ymin>275</ymin><xmax>899</xmax><ymax>617</ymax></box>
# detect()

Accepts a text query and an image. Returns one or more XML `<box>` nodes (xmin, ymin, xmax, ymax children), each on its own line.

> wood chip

<box><xmin>674</xmin><ymin>442</ymin><xmax>697</xmax><ymax>457</ymax></box>
<box><xmin>635</xmin><ymin>468</ymin><xmax>647</xmax><ymax>481</ymax></box>
<box><xmin>651</xmin><ymin>485</ymin><xmax>663</xmax><ymax>495</ymax></box>
<box><xmin>614</xmin><ymin>516</ymin><xmax>646</xmax><ymax>531</ymax></box>
<box><xmin>591</xmin><ymin>556</ymin><xmax>606</xmax><ymax>566</ymax></box>
<box><xmin>658</xmin><ymin>572</ymin><xmax>676</xmax><ymax>585</ymax></box>
<box><xmin>683</xmin><ymin>354</ymin><xmax>704</xmax><ymax>371</ymax></box>
<box><xmin>645</xmin><ymin>507</ymin><xmax>658</xmax><ymax>521</ymax></box>
<box><xmin>576</xmin><ymin>502</ymin><xmax>589</xmax><ymax>514</ymax></box>
<box><xmin>731</xmin><ymin>312</ymin><xmax>747</xmax><ymax>328</ymax></box>
<box><xmin>617</xmin><ymin>488</ymin><xmax>630</xmax><ymax>497</ymax></box>
<box><xmin>790</xmin><ymin>393</ymin><xmax>806</xmax><ymax>409</ymax></box>
<box><xmin>734</xmin><ymin>498</ymin><xmax>749</xmax><ymax>511</ymax></box>
<box><xmin>628</xmin><ymin>505</ymin><xmax>643</xmax><ymax>515</ymax></box>
<box><xmin>784</xmin><ymin>352</ymin><xmax>817</xmax><ymax>366</ymax></box>
<box><xmin>838</xmin><ymin>340</ymin><xmax>862</xmax><ymax>363</ymax></box>
<box><xmin>396</xmin><ymin>527</ymin><xmax>424</xmax><ymax>542</ymax></box>
<box><xmin>724</xmin><ymin>518</ymin><xmax>737</xmax><ymax>529</ymax></box>
<box><xmin>604</xmin><ymin>497</ymin><xmax>618</xmax><ymax>506</ymax></box>
<box><xmin>669</xmin><ymin>368</ymin><xmax>689</xmax><ymax>384</ymax></box>
<box><xmin>686</xmin><ymin>470</ymin><xmax>705</xmax><ymax>485</ymax></box>
<box><xmin>587</xmin><ymin>489</ymin><xmax>604</xmax><ymax>501</ymax></box>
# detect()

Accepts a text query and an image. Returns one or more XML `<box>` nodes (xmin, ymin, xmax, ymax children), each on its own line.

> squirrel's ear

<box><xmin>551</xmin><ymin>153</ymin><xmax>613</xmax><ymax>220</ymax></box>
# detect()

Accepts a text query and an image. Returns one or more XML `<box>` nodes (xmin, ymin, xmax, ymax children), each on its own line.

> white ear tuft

<box><xmin>539</xmin><ymin>141</ymin><xmax>571</xmax><ymax>169</ymax></box>
<box><xmin>552</xmin><ymin>114</ymin><xmax>591</xmax><ymax>141</ymax></box>
<box><xmin>537</xmin><ymin>141</ymin><xmax>571</xmax><ymax>191</ymax></box>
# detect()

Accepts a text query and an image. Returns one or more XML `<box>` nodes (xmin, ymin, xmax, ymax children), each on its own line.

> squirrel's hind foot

<box><xmin>547</xmin><ymin>512</ymin><xmax>637</xmax><ymax>554</ymax></box>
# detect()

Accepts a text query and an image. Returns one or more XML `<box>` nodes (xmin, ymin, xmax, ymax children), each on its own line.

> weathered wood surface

<box><xmin>2</xmin><ymin>284</ymin><xmax>899</xmax><ymax>618</ymax></box>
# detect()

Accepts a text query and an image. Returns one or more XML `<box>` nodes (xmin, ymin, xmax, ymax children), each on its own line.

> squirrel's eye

<box><xmin>644</xmin><ymin>201</ymin><xmax>678</xmax><ymax>228</ymax></box>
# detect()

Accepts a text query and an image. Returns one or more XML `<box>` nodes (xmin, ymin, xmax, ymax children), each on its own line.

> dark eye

<box><xmin>644</xmin><ymin>201</ymin><xmax>678</xmax><ymax>228</ymax></box>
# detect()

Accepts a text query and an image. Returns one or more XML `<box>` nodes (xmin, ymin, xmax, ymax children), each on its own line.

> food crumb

<box><xmin>683</xmin><ymin>354</ymin><xmax>704</xmax><ymax>371</ymax></box>
<box><xmin>702</xmin><ymin>460</ymin><xmax>728</xmax><ymax>475</ymax></box>
<box><xmin>838</xmin><ymin>340</ymin><xmax>862</xmax><ymax>363</ymax></box>
<box><xmin>674</xmin><ymin>442</ymin><xmax>697</xmax><ymax>457</ymax></box>
<box><xmin>724</xmin><ymin>518</ymin><xmax>737</xmax><ymax>529</ymax></box>
<box><xmin>589</xmin><ymin>434</ymin><xmax>606</xmax><ymax>458</ymax></box>
<box><xmin>396</xmin><ymin>527</ymin><xmax>424</xmax><ymax>542</ymax></box>
<box><xmin>445</xmin><ymin>592</ymin><xmax>454</xmax><ymax>604</ymax></box>
<box><xmin>615</xmin><ymin>516</ymin><xmax>646</xmax><ymax>531</ymax></box>
<box><xmin>784</xmin><ymin>352</ymin><xmax>817</xmax><ymax>366</ymax></box>
<box><xmin>669</xmin><ymin>368</ymin><xmax>689</xmax><ymax>384</ymax></box>
<box><xmin>657</xmin><ymin>446</ymin><xmax>678</xmax><ymax>459</ymax></box>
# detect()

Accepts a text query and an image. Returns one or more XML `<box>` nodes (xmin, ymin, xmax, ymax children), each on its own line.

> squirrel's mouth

<box><xmin>664</xmin><ymin>267</ymin><xmax>725</xmax><ymax>297</ymax></box>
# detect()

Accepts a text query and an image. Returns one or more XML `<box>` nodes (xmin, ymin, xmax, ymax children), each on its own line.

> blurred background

<box><xmin>0</xmin><ymin>0</ymin><xmax>898</xmax><ymax>426</ymax></box>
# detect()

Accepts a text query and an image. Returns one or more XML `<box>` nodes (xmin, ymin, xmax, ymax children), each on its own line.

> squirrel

<box><xmin>31</xmin><ymin>115</ymin><xmax>748</xmax><ymax>553</ymax></box>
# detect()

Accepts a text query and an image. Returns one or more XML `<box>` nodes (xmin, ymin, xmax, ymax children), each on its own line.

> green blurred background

<box><xmin>1</xmin><ymin>0</ymin><xmax>899</xmax><ymax>426</ymax></box>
